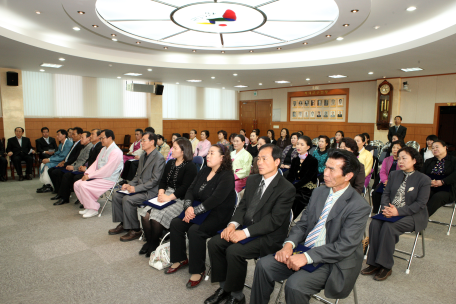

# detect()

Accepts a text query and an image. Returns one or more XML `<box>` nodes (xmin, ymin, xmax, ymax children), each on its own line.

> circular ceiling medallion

<box><xmin>171</xmin><ymin>2</ymin><xmax>266</xmax><ymax>34</ymax></box>
<box><xmin>95</xmin><ymin>0</ymin><xmax>340</xmax><ymax>50</ymax></box>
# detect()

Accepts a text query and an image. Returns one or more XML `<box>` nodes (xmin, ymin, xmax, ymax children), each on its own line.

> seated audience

<box><xmin>39</xmin><ymin>127</ymin><xmax>83</xmax><ymax>193</ymax></box>
<box><xmin>297</xmin><ymin>131</ymin><xmax>304</xmax><ymax>136</ymax></box>
<box><xmin>6</xmin><ymin>127</ymin><xmax>35</xmax><ymax>181</ymax></box>
<box><xmin>67</xmin><ymin>128</ymin><xmax>73</xmax><ymax>138</ymax></box>
<box><xmin>123</xmin><ymin>129</ymin><xmax>144</xmax><ymax>162</ymax></box>
<box><xmin>287</xmin><ymin>136</ymin><xmax>319</xmax><ymax>219</ymax></box>
<box><xmin>382</xmin><ymin>134</ymin><xmax>402</xmax><ymax>158</ymax></box>
<box><xmin>109</xmin><ymin>132</ymin><xmax>165</xmax><ymax>242</ymax></box>
<box><xmin>0</xmin><ymin>139</ymin><xmax>7</xmax><ymax>182</ymax></box>
<box><xmin>228</xmin><ymin>133</ymin><xmax>237</xmax><ymax>152</ymax></box>
<box><xmin>231</xmin><ymin>135</ymin><xmax>253</xmax><ymax>192</ymax></box>
<box><xmin>250</xmin><ymin>150</ymin><xmax>370</xmax><ymax>304</ymax></box>
<box><xmin>137</xmin><ymin>137</ymin><xmax>196</xmax><ymax>256</ymax></box>
<box><xmin>36</xmin><ymin>130</ymin><xmax>72</xmax><ymax>192</ymax></box>
<box><xmin>340</xmin><ymin>138</ymin><xmax>365</xmax><ymax>194</ymax></box>
<box><xmin>253</xmin><ymin>129</ymin><xmax>260</xmax><ymax>136</ymax></box>
<box><xmin>189</xmin><ymin>129</ymin><xmax>200</xmax><ymax>153</ymax></box>
<box><xmin>247</xmin><ymin>131</ymin><xmax>259</xmax><ymax>158</ymax></box>
<box><xmin>276</xmin><ymin>128</ymin><xmax>291</xmax><ymax>150</ymax></box>
<box><xmin>251</xmin><ymin>136</ymin><xmax>270</xmax><ymax>175</ymax></box>
<box><xmin>362</xmin><ymin>132</ymin><xmax>375</xmax><ymax>152</ymax></box>
<box><xmin>362</xmin><ymin>147</ymin><xmax>430</xmax><ymax>281</ymax></box>
<box><xmin>35</xmin><ymin>127</ymin><xmax>58</xmax><ymax>161</ymax></box>
<box><xmin>372</xmin><ymin>141</ymin><xmax>404</xmax><ymax>213</ymax></box>
<box><xmin>280</xmin><ymin>132</ymin><xmax>299</xmax><ymax>171</ymax></box>
<box><xmin>205</xmin><ymin>144</ymin><xmax>295</xmax><ymax>304</ymax></box>
<box><xmin>422</xmin><ymin>140</ymin><xmax>456</xmax><ymax>216</ymax></box>
<box><xmin>217</xmin><ymin>130</ymin><xmax>230</xmax><ymax>149</ymax></box>
<box><xmin>267</xmin><ymin>129</ymin><xmax>276</xmax><ymax>145</ymax></box>
<box><xmin>194</xmin><ymin>130</ymin><xmax>211</xmax><ymax>159</ymax></box>
<box><xmin>355</xmin><ymin>134</ymin><xmax>373</xmax><ymax>177</ymax></box>
<box><xmin>420</xmin><ymin>135</ymin><xmax>438</xmax><ymax>162</ymax></box>
<box><xmin>157</xmin><ymin>135</ymin><xmax>170</xmax><ymax>159</ymax></box>
<box><xmin>75</xmin><ymin>129</ymin><xmax>123</xmax><ymax>218</ymax></box>
<box><xmin>166</xmin><ymin>144</ymin><xmax>236</xmax><ymax>289</ymax></box>
<box><xmin>50</xmin><ymin>131</ymin><xmax>93</xmax><ymax>204</ymax></box>
<box><xmin>145</xmin><ymin>127</ymin><xmax>155</xmax><ymax>133</ymax></box>
<box><xmin>313</xmin><ymin>135</ymin><xmax>330</xmax><ymax>177</ymax></box>
<box><xmin>54</xmin><ymin>129</ymin><xmax>102</xmax><ymax>206</ymax></box>
<box><xmin>239</xmin><ymin>129</ymin><xmax>249</xmax><ymax>146</ymax></box>
<box><xmin>166</xmin><ymin>133</ymin><xmax>181</xmax><ymax>162</ymax></box>
<box><xmin>330</xmin><ymin>130</ymin><xmax>344</xmax><ymax>149</ymax></box>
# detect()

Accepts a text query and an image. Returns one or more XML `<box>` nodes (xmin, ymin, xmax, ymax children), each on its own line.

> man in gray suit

<box><xmin>250</xmin><ymin>149</ymin><xmax>371</xmax><ymax>304</ymax></box>
<box><xmin>108</xmin><ymin>132</ymin><xmax>165</xmax><ymax>242</ymax></box>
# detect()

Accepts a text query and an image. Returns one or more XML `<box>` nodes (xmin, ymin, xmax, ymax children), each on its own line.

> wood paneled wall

<box><xmin>401</xmin><ymin>123</ymin><xmax>434</xmax><ymax>149</ymax></box>
<box><xmin>163</xmin><ymin>120</ymin><xmax>241</xmax><ymax>143</ymax></box>
<box><xmin>23</xmin><ymin>118</ymin><xmax>149</xmax><ymax>146</ymax></box>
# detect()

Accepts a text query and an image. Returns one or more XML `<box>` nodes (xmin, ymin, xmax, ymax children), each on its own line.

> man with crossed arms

<box><xmin>250</xmin><ymin>149</ymin><xmax>370</xmax><ymax>304</ymax></box>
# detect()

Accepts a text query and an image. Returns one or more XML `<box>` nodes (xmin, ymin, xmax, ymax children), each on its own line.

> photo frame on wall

<box><xmin>310</xmin><ymin>99</ymin><xmax>316</xmax><ymax>107</ymax></box>
<box><xmin>298</xmin><ymin>100</ymin><xmax>303</xmax><ymax>107</ymax></box>
<box><xmin>330</xmin><ymin>99</ymin><xmax>336</xmax><ymax>108</ymax></box>
<box><xmin>316</xmin><ymin>110</ymin><xmax>322</xmax><ymax>119</ymax></box>
<box><xmin>304</xmin><ymin>100</ymin><xmax>310</xmax><ymax>107</ymax></box>
<box><xmin>290</xmin><ymin>94</ymin><xmax>347</xmax><ymax>122</ymax></box>
<box><xmin>310</xmin><ymin>111</ymin><xmax>315</xmax><ymax>119</ymax></box>
<box><xmin>337</xmin><ymin>98</ymin><xmax>344</xmax><ymax>107</ymax></box>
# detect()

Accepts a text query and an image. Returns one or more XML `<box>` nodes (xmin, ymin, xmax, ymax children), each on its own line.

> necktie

<box><xmin>396</xmin><ymin>126</ymin><xmax>398</xmax><ymax>132</ymax></box>
<box><xmin>244</xmin><ymin>180</ymin><xmax>265</xmax><ymax>225</ymax></box>
<box><xmin>304</xmin><ymin>194</ymin><xmax>334</xmax><ymax>248</ymax></box>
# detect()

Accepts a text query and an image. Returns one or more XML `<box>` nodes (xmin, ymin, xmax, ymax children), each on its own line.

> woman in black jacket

<box><xmin>139</xmin><ymin>138</ymin><xmax>197</xmax><ymax>256</ymax></box>
<box><xmin>166</xmin><ymin>144</ymin><xmax>236</xmax><ymax>289</ymax></box>
<box><xmin>286</xmin><ymin>135</ymin><xmax>319</xmax><ymax>219</ymax></box>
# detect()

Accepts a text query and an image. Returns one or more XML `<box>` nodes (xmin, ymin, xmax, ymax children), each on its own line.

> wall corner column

<box><xmin>0</xmin><ymin>68</ymin><xmax>25</xmax><ymax>139</ymax></box>
<box><xmin>148</xmin><ymin>82</ymin><xmax>163</xmax><ymax>135</ymax></box>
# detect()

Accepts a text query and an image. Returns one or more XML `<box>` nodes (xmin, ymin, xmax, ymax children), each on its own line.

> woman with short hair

<box><xmin>276</xmin><ymin>128</ymin><xmax>291</xmax><ymax>150</ymax></box>
<box><xmin>166</xmin><ymin>133</ymin><xmax>181</xmax><ymax>162</ymax></box>
<box><xmin>194</xmin><ymin>130</ymin><xmax>211</xmax><ymax>158</ymax></box>
<box><xmin>280</xmin><ymin>132</ymin><xmax>299</xmax><ymax>171</ymax></box>
<box><xmin>330</xmin><ymin>130</ymin><xmax>344</xmax><ymax>149</ymax></box>
<box><xmin>247</xmin><ymin>131</ymin><xmax>260</xmax><ymax>158</ymax></box>
<box><xmin>267</xmin><ymin>129</ymin><xmax>276</xmax><ymax>145</ymax></box>
<box><xmin>420</xmin><ymin>135</ymin><xmax>438</xmax><ymax>162</ymax></box>
<box><xmin>217</xmin><ymin>130</ymin><xmax>230</xmax><ymax>149</ymax></box>
<box><xmin>231</xmin><ymin>134</ymin><xmax>253</xmax><ymax>192</ymax></box>
<box><xmin>355</xmin><ymin>133</ymin><xmax>374</xmax><ymax>177</ymax></box>
<box><xmin>313</xmin><ymin>135</ymin><xmax>330</xmax><ymax>175</ymax></box>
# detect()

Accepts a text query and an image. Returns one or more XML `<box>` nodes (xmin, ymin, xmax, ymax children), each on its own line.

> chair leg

<box><xmin>98</xmin><ymin>186</ymin><xmax>116</xmax><ymax>217</ymax></box>
<box><xmin>353</xmin><ymin>284</ymin><xmax>358</xmax><ymax>304</ymax></box>
<box><xmin>274</xmin><ymin>281</ymin><xmax>286</xmax><ymax>304</ymax></box>
<box><xmin>448</xmin><ymin>205</ymin><xmax>456</xmax><ymax>235</ymax></box>
<box><xmin>205</xmin><ymin>265</ymin><xmax>211</xmax><ymax>281</ymax></box>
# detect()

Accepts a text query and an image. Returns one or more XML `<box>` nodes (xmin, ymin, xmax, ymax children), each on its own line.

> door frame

<box><xmin>239</xmin><ymin>99</ymin><xmax>273</xmax><ymax>131</ymax></box>
<box><xmin>433</xmin><ymin>103</ymin><xmax>456</xmax><ymax>136</ymax></box>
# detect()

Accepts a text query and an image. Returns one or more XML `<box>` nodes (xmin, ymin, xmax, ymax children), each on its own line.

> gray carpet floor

<box><xmin>1</xmin><ymin>177</ymin><xmax>455</xmax><ymax>304</ymax></box>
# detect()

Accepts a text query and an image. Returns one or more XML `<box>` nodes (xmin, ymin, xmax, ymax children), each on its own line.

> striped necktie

<box><xmin>304</xmin><ymin>194</ymin><xmax>334</xmax><ymax>248</ymax></box>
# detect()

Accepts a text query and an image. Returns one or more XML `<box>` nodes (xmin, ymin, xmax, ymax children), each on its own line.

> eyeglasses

<box><xmin>100</xmin><ymin>136</ymin><xmax>106</xmax><ymax>140</ymax></box>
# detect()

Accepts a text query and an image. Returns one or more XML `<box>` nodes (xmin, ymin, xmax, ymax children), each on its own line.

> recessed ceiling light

<box><xmin>124</xmin><ymin>73</ymin><xmax>142</xmax><ymax>76</ymax></box>
<box><xmin>275</xmin><ymin>80</ymin><xmax>290</xmax><ymax>83</ymax></box>
<box><xmin>326</xmin><ymin>35</ymin><xmax>332</xmax><ymax>38</ymax></box>
<box><xmin>233</xmin><ymin>74</ymin><xmax>238</xmax><ymax>76</ymax></box>
<box><xmin>234</xmin><ymin>85</ymin><xmax>248</xmax><ymax>88</ymax></box>
<box><xmin>351</xmin><ymin>9</ymin><xmax>359</xmax><ymax>13</ymax></box>
<box><xmin>39</xmin><ymin>69</ymin><xmax>45</xmax><ymax>72</ymax></box>
<box><xmin>164</xmin><ymin>47</ymin><xmax>168</xmax><ymax>49</ymax></box>
<box><xmin>368</xmin><ymin>72</ymin><xmax>374</xmax><ymax>75</ymax></box>
<box><xmin>277</xmin><ymin>47</ymin><xmax>282</xmax><ymax>50</ymax></box>
<box><xmin>401</xmin><ymin>67</ymin><xmax>423</xmax><ymax>72</ymax></box>
<box><xmin>343</xmin><ymin>24</ymin><xmax>350</xmax><ymax>27</ymax></box>
<box><xmin>328</xmin><ymin>81</ymin><xmax>331</xmax><ymax>83</ymax></box>
<box><xmin>77</xmin><ymin>11</ymin><xmax>85</xmax><ymax>15</ymax></box>
<box><xmin>58</xmin><ymin>58</ymin><xmax>65</xmax><ymax>61</ymax></box>
<box><xmin>306</xmin><ymin>78</ymin><xmax>310</xmax><ymax>81</ymax></box>
<box><xmin>109</xmin><ymin>64</ymin><xmax>112</xmax><ymax>67</ymax></box>
<box><xmin>176</xmin><ymin>82</ymin><xmax>179</xmax><ymax>84</ymax></box>
<box><xmin>328</xmin><ymin>75</ymin><xmax>347</xmax><ymax>78</ymax></box>
<box><xmin>192</xmin><ymin>50</ymin><xmax>196</xmax><ymax>52</ymax></box>
<box><xmin>35</xmin><ymin>11</ymin><xmax>41</xmax><ymax>14</ymax></box>
<box><xmin>187</xmin><ymin>79</ymin><xmax>202</xmax><ymax>82</ymax></box>
<box><xmin>73</xmin><ymin>27</ymin><xmax>80</xmax><ymax>31</ymax></box>
<box><xmin>211</xmin><ymin>76</ymin><xmax>215</xmax><ymax>79</ymax></box>
<box><xmin>249</xmin><ymin>50</ymin><xmax>254</xmax><ymax>53</ymax></box>
<box><xmin>336</xmin><ymin>37</ymin><xmax>344</xmax><ymax>41</ymax></box>
<box><xmin>221</xmin><ymin>51</ymin><xmax>225</xmax><ymax>53</ymax></box>
<box><xmin>259</xmin><ymin>83</ymin><xmax>262</xmax><ymax>85</ymax></box>
<box><xmin>374</xmin><ymin>25</ymin><xmax>380</xmax><ymax>30</ymax></box>
<box><xmin>237</xmin><ymin>80</ymin><xmax>241</xmax><ymax>83</ymax></box>
<box><xmin>303</xmin><ymin>42</ymin><xmax>308</xmax><ymax>45</ymax></box>
<box><xmin>147</xmin><ymin>69</ymin><xmax>152</xmax><ymax>71</ymax></box>
<box><xmin>117</xmin><ymin>77</ymin><xmax>121</xmax><ymax>79</ymax></box>
<box><xmin>222</xmin><ymin>87</ymin><xmax>225</xmax><ymax>89</ymax></box>
<box><xmin>111</xmin><ymin>34</ymin><xmax>116</xmax><ymax>37</ymax></box>
<box><xmin>383</xmin><ymin>76</ymin><xmax>386</xmax><ymax>78</ymax></box>
<box><xmin>407</xmin><ymin>6</ymin><xmax>417</xmax><ymax>12</ymax></box>
<box><xmin>136</xmin><ymin>41</ymin><xmax>141</xmax><ymax>44</ymax></box>
<box><xmin>112</xmin><ymin>38</ymin><xmax>117</xmax><ymax>41</ymax></box>
<box><xmin>40</xmin><ymin>63</ymin><xmax>63</xmax><ymax>68</ymax></box>
<box><xmin>92</xmin><ymin>25</ymin><xmax>98</xmax><ymax>28</ymax></box>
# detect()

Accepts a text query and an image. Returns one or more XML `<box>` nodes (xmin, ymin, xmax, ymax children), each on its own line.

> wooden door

<box><xmin>239</xmin><ymin>99</ymin><xmax>272</xmax><ymax>136</ymax></box>
<box><xmin>240</xmin><ymin>101</ymin><xmax>256</xmax><ymax>134</ymax></box>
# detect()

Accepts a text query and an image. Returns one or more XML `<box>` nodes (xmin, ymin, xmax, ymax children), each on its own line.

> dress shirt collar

<box><xmin>329</xmin><ymin>183</ymin><xmax>350</xmax><ymax>198</ymax></box>
<box><xmin>359</xmin><ymin>147</ymin><xmax>365</xmax><ymax>154</ymax></box>
<box><xmin>261</xmin><ymin>170</ymin><xmax>279</xmax><ymax>196</ymax></box>
<box><xmin>43</xmin><ymin>137</ymin><xmax>50</xmax><ymax>144</ymax></box>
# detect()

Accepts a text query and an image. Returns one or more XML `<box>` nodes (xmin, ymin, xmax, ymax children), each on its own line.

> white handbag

<box><xmin>149</xmin><ymin>232</ymin><xmax>172</xmax><ymax>270</ymax></box>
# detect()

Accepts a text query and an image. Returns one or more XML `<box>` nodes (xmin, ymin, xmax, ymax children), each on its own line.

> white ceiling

<box><xmin>0</xmin><ymin>0</ymin><xmax>455</xmax><ymax>90</ymax></box>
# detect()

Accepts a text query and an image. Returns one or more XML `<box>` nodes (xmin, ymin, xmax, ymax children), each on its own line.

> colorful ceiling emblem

<box><xmin>197</xmin><ymin>9</ymin><xmax>237</xmax><ymax>27</ymax></box>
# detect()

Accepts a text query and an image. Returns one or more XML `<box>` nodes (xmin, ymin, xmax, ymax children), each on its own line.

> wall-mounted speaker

<box><xmin>6</xmin><ymin>72</ymin><xmax>18</xmax><ymax>86</ymax></box>
<box><xmin>155</xmin><ymin>84</ymin><xmax>164</xmax><ymax>95</ymax></box>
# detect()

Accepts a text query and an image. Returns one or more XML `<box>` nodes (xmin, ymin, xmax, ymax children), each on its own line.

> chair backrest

<box><xmin>378</xmin><ymin>151</ymin><xmax>387</xmax><ymax>163</ymax></box>
<box><xmin>312</xmin><ymin>137</ymin><xmax>319</xmax><ymax>147</ymax></box>
<box><xmin>373</xmin><ymin>147</ymin><xmax>379</xmax><ymax>159</ymax></box>
<box><xmin>406</xmin><ymin>141</ymin><xmax>420</xmax><ymax>152</ymax></box>
<box><xmin>329</xmin><ymin>137</ymin><xmax>335</xmax><ymax>145</ymax></box>
<box><xmin>309</xmin><ymin>146</ymin><xmax>316</xmax><ymax>155</ymax></box>
<box><xmin>193</xmin><ymin>156</ymin><xmax>204</xmax><ymax>173</ymax></box>
<box><xmin>123</xmin><ymin>134</ymin><xmax>131</xmax><ymax>147</ymax></box>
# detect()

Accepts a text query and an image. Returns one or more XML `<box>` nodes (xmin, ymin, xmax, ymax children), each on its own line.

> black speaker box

<box><xmin>6</xmin><ymin>71</ymin><xmax>18</xmax><ymax>86</ymax></box>
<box><xmin>155</xmin><ymin>84</ymin><xmax>164</xmax><ymax>95</ymax></box>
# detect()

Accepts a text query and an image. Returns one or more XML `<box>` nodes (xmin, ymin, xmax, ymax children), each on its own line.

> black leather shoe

<box><xmin>224</xmin><ymin>295</ymin><xmax>245</xmax><ymax>304</ymax></box>
<box><xmin>53</xmin><ymin>199</ymin><xmax>69</xmax><ymax>206</ymax></box>
<box><xmin>139</xmin><ymin>243</ymin><xmax>150</xmax><ymax>255</ymax></box>
<box><xmin>79</xmin><ymin>204</ymin><xmax>84</xmax><ymax>209</ymax></box>
<box><xmin>50</xmin><ymin>195</ymin><xmax>61</xmax><ymax>200</ymax></box>
<box><xmin>74</xmin><ymin>199</ymin><xmax>80</xmax><ymax>204</ymax></box>
<box><xmin>37</xmin><ymin>185</ymin><xmax>53</xmax><ymax>193</ymax></box>
<box><xmin>204</xmin><ymin>288</ymin><xmax>230</xmax><ymax>304</ymax></box>
<box><xmin>36</xmin><ymin>185</ymin><xmax>47</xmax><ymax>192</ymax></box>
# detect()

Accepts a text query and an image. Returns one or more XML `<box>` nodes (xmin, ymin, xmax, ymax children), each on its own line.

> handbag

<box><xmin>149</xmin><ymin>232</ymin><xmax>172</xmax><ymax>270</ymax></box>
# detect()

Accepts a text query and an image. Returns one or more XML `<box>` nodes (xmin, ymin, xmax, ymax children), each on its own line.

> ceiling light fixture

<box><xmin>351</xmin><ymin>9</ymin><xmax>359</xmax><ymax>13</ymax></box>
<box><xmin>211</xmin><ymin>76</ymin><xmax>215</xmax><ymax>79</ymax></box>
<box><xmin>136</xmin><ymin>41</ymin><xmax>141</xmax><ymax>44</ymax></box>
<box><xmin>40</xmin><ymin>69</ymin><xmax>45</xmax><ymax>72</ymax></box>
<box><xmin>233</xmin><ymin>74</ymin><xmax>238</xmax><ymax>76</ymax></box>
<box><xmin>368</xmin><ymin>72</ymin><xmax>374</xmax><ymax>75</ymax></box>
<box><xmin>117</xmin><ymin>76</ymin><xmax>121</xmax><ymax>79</ymax></box>
<box><xmin>328</xmin><ymin>75</ymin><xmax>347</xmax><ymax>78</ymax></box>
<box><xmin>222</xmin><ymin>87</ymin><xmax>225</xmax><ymax>89</ymax></box>
<box><xmin>77</xmin><ymin>11</ymin><xmax>85</xmax><ymax>15</ymax></box>
<box><xmin>111</xmin><ymin>34</ymin><xmax>116</xmax><ymax>37</ymax></box>
<box><xmin>259</xmin><ymin>83</ymin><xmax>262</xmax><ymax>85</ymax></box>
<box><xmin>336</xmin><ymin>37</ymin><xmax>344</xmax><ymax>41</ymax></box>
<box><xmin>383</xmin><ymin>76</ymin><xmax>386</xmax><ymax>78</ymax></box>
<box><xmin>147</xmin><ymin>69</ymin><xmax>152</xmax><ymax>71</ymax></box>
<box><xmin>407</xmin><ymin>6</ymin><xmax>417</xmax><ymax>12</ymax></box>
<box><xmin>306</xmin><ymin>78</ymin><xmax>310</xmax><ymax>81</ymax></box>
<box><xmin>124</xmin><ymin>73</ymin><xmax>142</xmax><ymax>76</ymax></box>
<box><xmin>40</xmin><ymin>63</ymin><xmax>63</xmax><ymax>68</ymax></box>
<box><xmin>73</xmin><ymin>27</ymin><xmax>80</xmax><ymax>31</ymax></box>
<box><xmin>192</xmin><ymin>50</ymin><xmax>196</xmax><ymax>52</ymax></box>
<box><xmin>221</xmin><ymin>51</ymin><xmax>225</xmax><ymax>53</ymax></box>
<box><xmin>401</xmin><ymin>67</ymin><xmax>423</xmax><ymax>72</ymax></box>
<box><xmin>343</xmin><ymin>24</ymin><xmax>350</xmax><ymax>27</ymax></box>
<box><xmin>58</xmin><ymin>58</ymin><xmax>65</xmax><ymax>61</ymax></box>
<box><xmin>92</xmin><ymin>25</ymin><xmax>99</xmax><ymax>28</ymax></box>
<box><xmin>109</xmin><ymin>64</ymin><xmax>112</xmax><ymax>67</ymax></box>
<box><xmin>277</xmin><ymin>47</ymin><xmax>282</xmax><ymax>50</ymax></box>
<box><xmin>164</xmin><ymin>47</ymin><xmax>168</xmax><ymax>49</ymax></box>
<box><xmin>275</xmin><ymin>80</ymin><xmax>290</xmax><ymax>83</ymax></box>
<box><xmin>35</xmin><ymin>11</ymin><xmax>41</xmax><ymax>14</ymax></box>
<box><xmin>176</xmin><ymin>82</ymin><xmax>179</xmax><ymax>84</ymax></box>
<box><xmin>234</xmin><ymin>85</ymin><xmax>248</xmax><ymax>88</ymax></box>
<box><xmin>186</xmin><ymin>79</ymin><xmax>202</xmax><ymax>82</ymax></box>
<box><xmin>326</xmin><ymin>35</ymin><xmax>332</xmax><ymax>38</ymax></box>
<box><xmin>303</xmin><ymin>42</ymin><xmax>308</xmax><ymax>45</ymax></box>
<box><xmin>112</xmin><ymin>38</ymin><xmax>117</xmax><ymax>41</ymax></box>
<box><xmin>374</xmin><ymin>25</ymin><xmax>380</xmax><ymax>29</ymax></box>
<box><xmin>249</xmin><ymin>50</ymin><xmax>254</xmax><ymax>53</ymax></box>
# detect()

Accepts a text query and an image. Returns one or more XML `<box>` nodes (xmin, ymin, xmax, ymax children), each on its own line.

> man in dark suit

<box><xmin>6</xmin><ymin>127</ymin><xmax>35</xmax><ymax>181</ymax></box>
<box><xmin>54</xmin><ymin>129</ymin><xmax>103</xmax><ymax>206</ymax></box>
<box><xmin>250</xmin><ymin>149</ymin><xmax>371</xmax><ymax>304</ymax></box>
<box><xmin>205</xmin><ymin>144</ymin><xmax>296</xmax><ymax>304</ymax></box>
<box><xmin>35</xmin><ymin>127</ymin><xmax>58</xmax><ymax>160</ymax></box>
<box><xmin>387</xmin><ymin>116</ymin><xmax>407</xmax><ymax>142</ymax></box>
<box><xmin>109</xmin><ymin>132</ymin><xmax>165</xmax><ymax>242</ymax></box>
<box><xmin>0</xmin><ymin>138</ymin><xmax>7</xmax><ymax>182</ymax></box>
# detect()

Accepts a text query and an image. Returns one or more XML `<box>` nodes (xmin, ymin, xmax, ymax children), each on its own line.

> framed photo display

<box><xmin>290</xmin><ymin>95</ymin><xmax>346</xmax><ymax>122</ymax></box>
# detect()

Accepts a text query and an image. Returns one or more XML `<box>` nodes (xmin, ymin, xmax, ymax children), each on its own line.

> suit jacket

<box><xmin>35</xmin><ymin>137</ymin><xmax>58</xmax><ymax>156</ymax></box>
<box><xmin>87</xmin><ymin>142</ymin><xmax>103</xmax><ymax>168</ymax></box>
<box><xmin>286</xmin><ymin>185</ymin><xmax>370</xmax><ymax>299</ymax></box>
<box><xmin>381</xmin><ymin>170</ymin><xmax>431</xmax><ymax>232</ymax></box>
<box><xmin>387</xmin><ymin>125</ymin><xmax>407</xmax><ymax>142</ymax></box>
<box><xmin>71</xmin><ymin>143</ymin><xmax>93</xmax><ymax>169</ymax></box>
<box><xmin>63</xmin><ymin>141</ymin><xmax>83</xmax><ymax>167</ymax></box>
<box><xmin>0</xmin><ymin>139</ymin><xmax>5</xmax><ymax>156</ymax></box>
<box><xmin>422</xmin><ymin>155</ymin><xmax>456</xmax><ymax>201</ymax></box>
<box><xmin>231</xmin><ymin>173</ymin><xmax>296</xmax><ymax>257</ymax></box>
<box><xmin>129</xmin><ymin>148</ymin><xmax>165</xmax><ymax>198</ymax></box>
<box><xmin>6</xmin><ymin>137</ymin><xmax>32</xmax><ymax>155</ymax></box>
<box><xmin>43</xmin><ymin>139</ymin><xmax>73</xmax><ymax>172</ymax></box>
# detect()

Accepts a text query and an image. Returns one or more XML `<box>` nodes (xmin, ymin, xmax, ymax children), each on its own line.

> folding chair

<box><xmin>193</xmin><ymin>156</ymin><xmax>204</xmax><ymax>173</ymax></box>
<box><xmin>98</xmin><ymin>174</ymin><xmax>122</xmax><ymax>217</ymax></box>
<box><xmin>428</xmin><ymin>202</ymin><xmax>456</xmax><ymax>235</ymax></box>
<box><xmin>393</xmin><ymin>230</ymin><xmax>425</xmax><ymax>274</ymax></box>
<box><xmin>309</xmin><ymin>146</ymin><xmax>316</xmax><ymax>155</ymax></box>
<box><xmin>310</xmin><ymin>284</ymin><xmax>359</xmax><ymax>304</ymax></box>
